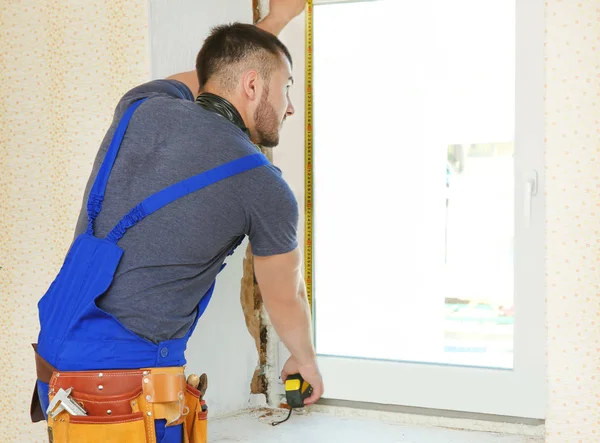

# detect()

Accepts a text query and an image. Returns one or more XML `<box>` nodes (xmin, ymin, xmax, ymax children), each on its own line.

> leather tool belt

<box><xmin>31</xmin><ymin>345</ymin><xmax>208</xmax><ymax>443</ymax></box>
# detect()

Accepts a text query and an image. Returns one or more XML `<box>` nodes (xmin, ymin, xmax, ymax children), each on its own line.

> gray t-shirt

<box><xmin>73</xmin><ymin>80</ymin><xmax>298</xmax><ymax>343</ymax></box>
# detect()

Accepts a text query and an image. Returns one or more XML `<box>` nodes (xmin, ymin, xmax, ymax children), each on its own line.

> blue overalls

<box><xmin>35</xmin><ymin>98</ymin><xmax>269</xmax><ymax>442</ymax></box>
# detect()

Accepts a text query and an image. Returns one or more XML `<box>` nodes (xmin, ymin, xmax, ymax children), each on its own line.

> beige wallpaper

<box><xmin>545</xmin><ymin>0</ymin><xmax>600</xmax><ymax>442</ymax></box>
<box><xmin>0</xmin><ymin>1</ymin><xmax>149</xmax><ymax>441</ymax></box>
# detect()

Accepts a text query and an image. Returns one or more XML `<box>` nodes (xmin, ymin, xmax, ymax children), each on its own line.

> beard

<box><xmin>253</xmin><ymin>87</ymin><xmax>282</xmax><ymax>148</ymax></box>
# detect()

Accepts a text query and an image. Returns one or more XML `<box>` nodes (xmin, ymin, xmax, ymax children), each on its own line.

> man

<box><xmin>31</xmin><ymin>1</ymin><xmax>323</xmax><ymax>442</ymax></box>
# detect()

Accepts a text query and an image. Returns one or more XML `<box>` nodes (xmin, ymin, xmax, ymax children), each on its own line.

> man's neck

<box><xmin>202</xmin><ymin>87</ymin><xmax>249</xmax><ymax>127</ymax></box>
<box><xmin>195</xmin><ymin>91</ymin><xmax>250</xmax><ymax>137</ymax></box>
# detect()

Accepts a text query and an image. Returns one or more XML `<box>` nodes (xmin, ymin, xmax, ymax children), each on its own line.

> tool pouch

<box><xmin>47</xmin><ymin>389</ymin><xmax>161</xmax><ymax>443</ymax></box>
<box><xmin>183</xmin><ymin>384</ymin><xmax>208</xmax><ymax>443</ymax></box>
<box><xmin>49</xmin><ymin>410</ymin><xmax>148</xmax><ymax>443</ymax></box>
<box><xmin>46</xmin><ymin>368</ymin><xmax>207</xmax><ymax>443</ymax></box>
<box><xmin>48</xmin><ymin>391</ymin><xmax>207</xmax><ymax>443</ymax></box>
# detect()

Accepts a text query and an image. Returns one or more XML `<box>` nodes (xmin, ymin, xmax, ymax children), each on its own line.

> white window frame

<box><xmin>306</xmin><ymin>0</ymin><xmax>546</xmax><ymax>419</ymax></box>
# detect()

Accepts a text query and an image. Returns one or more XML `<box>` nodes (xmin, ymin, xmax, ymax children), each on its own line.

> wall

<box><xmin>148</xmin><ymin>0</ymin><xmax>259</xmax><ymax>417</ymax></box>
<box><xmin>149</xmin><ymin>0</ymin><xmax>252</xmax><ymax>79</ymax></box>
<box><xmin>0</xmin><ymin>2</ymin><xmax>149</xmax><ymax>442</ymax></box>
<box><xmin>545</xmin><ymin>1</ymin><xmax>600</xmax><ymax>441</ymax></box>
<box><xmin>275</xmin><ymin>12</ymin><xmax>308</xmax><ymax>253</ymax></box>
<box><xmin>186</xmin><ymin>240</ymin><xmax>260</xmax><ymax>416</ymax></box>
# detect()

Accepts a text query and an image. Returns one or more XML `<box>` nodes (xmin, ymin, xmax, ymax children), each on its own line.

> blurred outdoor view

<box><xmin>313</xmin><ymin>0</ymin><xmax>515</xmax><ymax>369</ymax></box>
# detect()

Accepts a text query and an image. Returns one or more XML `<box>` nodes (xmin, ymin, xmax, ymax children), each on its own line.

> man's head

<box><xmin>196</xmin><ymin>23</ymin><xmax>295</xmax><ymax>147</ymax></box>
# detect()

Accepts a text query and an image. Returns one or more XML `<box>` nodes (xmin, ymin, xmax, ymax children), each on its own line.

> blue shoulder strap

<box><xmin>86</xmin><ymin>98</ymin><xmax>148</xmax><ymax>235</ymax></box>
<box><xmin>105</xmin><ymin>153</ymin><xmax>269</xmax><ymax>243</ymax></box>
<box><xmin>84</xmin><ymin>97</ymin><xmax>270</xmax><ymax>244</ymax></box>
<box><xmin>85</xmin><ymin>97</ymin><xmax>270</xmax><ymax>244</ymax></box>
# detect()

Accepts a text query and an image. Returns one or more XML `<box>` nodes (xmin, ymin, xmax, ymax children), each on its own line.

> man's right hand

<box><xmin>282</xmin><ymin>357</ymin><xmax>324</xmax><ymax>405</ymax></box>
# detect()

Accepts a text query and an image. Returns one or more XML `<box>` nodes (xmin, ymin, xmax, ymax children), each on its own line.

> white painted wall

<box><xmin>148</xmin><ymin>0</ymin><xmax>258</xmax><ymax>417</ymax></box>
<box><xmin>149</xmin><ymin>0</ymin><xmax>253</xmax><ymax>78</ymax></box>
<box><xmin>275</xmin><ymin>12</ymin><xmax>307</xmax><ymax>251</ymax></box>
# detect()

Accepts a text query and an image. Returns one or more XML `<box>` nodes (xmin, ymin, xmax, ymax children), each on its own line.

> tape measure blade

<box><xmin>305</xmin><ymin>0</ymin><xmax>314</xmax><ymax>312</ymax></box>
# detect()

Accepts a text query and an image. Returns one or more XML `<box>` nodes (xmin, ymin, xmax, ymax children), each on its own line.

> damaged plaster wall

<box><xmin>148</xmin><ymin>0</ymin><xmax>259</xmax><ymax>417</ymax></box>
<box><xmin>240</xmin><ymin>0</ymin><xmax>276</xmax><ymax>405</ymax></box>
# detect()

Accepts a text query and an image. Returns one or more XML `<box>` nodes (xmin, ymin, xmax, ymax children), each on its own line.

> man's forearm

<box><xmin>262</xmin><ymin>277</ymin><xmax>316</xmax><ymax>366</ymax></box>
<box><xmin>256</xmin><ymin>14</ymin><xmax>289</xmax><ymax>36</ymax></box>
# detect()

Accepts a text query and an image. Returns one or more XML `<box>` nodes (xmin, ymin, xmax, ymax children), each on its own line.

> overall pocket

<box><xmin>184</xmin><ymin>386</ymin><xmax>207</xmax><ymax>443</ymax></box>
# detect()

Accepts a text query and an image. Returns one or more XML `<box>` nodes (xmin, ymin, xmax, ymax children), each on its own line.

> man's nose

<box><xmin>286</xmin><ymin>100</ymin><xmax>295</xmax><ymax>117</ymax></box>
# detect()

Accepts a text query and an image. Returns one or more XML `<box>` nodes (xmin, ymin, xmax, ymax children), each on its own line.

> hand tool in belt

<box><xmin>46</xmin><ymin>387</ymin><xmax>87</xmax><ymax>418</ymax></box>
<box><xmin>187</xmin><ymin>373</ymin><xmax>208</xmax><ymax>411</ymax></box>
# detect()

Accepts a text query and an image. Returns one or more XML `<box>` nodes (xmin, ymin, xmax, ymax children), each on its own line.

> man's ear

<box><xmin>242</xmin><ymin>70</ymin><xmax>259</xmax><ymax>101</ymax></box>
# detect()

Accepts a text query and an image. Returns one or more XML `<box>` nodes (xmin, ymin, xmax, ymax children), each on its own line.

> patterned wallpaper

<box><xmin>545</xmin><ymin>0</ymin><xmax>600</xmax><ymax>442</ymax></box>
<box><xmin>0</xmin><ymin>1</ymin><xmax>149</xmax><ymax>442</ymax></box>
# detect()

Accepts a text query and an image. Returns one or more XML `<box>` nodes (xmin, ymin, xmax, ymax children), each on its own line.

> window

<box><xmin>310</xmin><ymin>0</ymin><xmax>545</xmax><ymax>418</ymax></box>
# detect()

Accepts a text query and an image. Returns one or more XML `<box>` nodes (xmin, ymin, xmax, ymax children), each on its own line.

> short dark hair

<box><xmin>196</xmin><ymin>23</ymin><xmax>293</xmax><ymax>92</ymax></box>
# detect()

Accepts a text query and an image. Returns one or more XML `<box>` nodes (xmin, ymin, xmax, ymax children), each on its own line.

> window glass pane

<box><xmin>313</xmin><ymin>0</ymin><xmax>515</xmax><ymax>369</ymax></box>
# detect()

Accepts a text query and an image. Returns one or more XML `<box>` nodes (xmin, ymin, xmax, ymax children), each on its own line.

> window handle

<box><xmin>524</xmin><ymin>170</ymin><xmax>538</xmax><ymax>228</ymax></box>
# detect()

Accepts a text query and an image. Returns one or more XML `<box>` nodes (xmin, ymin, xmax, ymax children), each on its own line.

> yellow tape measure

<box><xmin>305</xmin><ymin>0</ymin><xmax>314</xmax><ymax>312</ymax></box>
